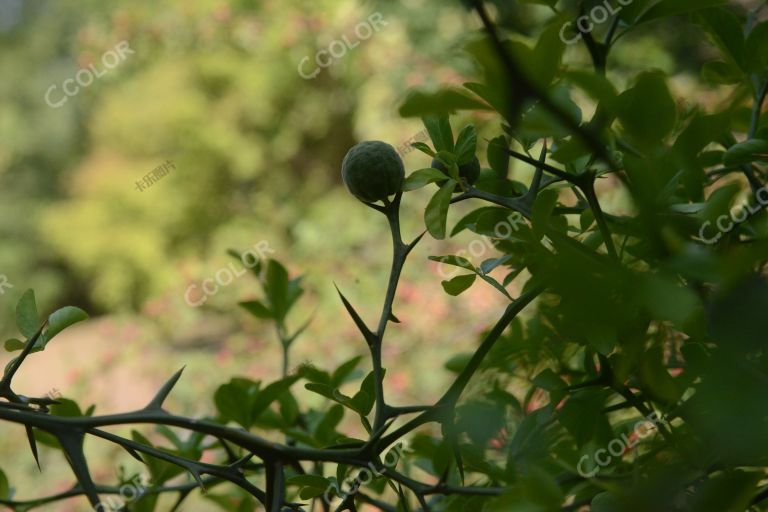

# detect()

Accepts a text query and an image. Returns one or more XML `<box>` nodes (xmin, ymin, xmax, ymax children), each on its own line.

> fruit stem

<box><xmin>370</xmin><ymin>192</ymin><xmax>413</xmax><ymax>431</ymax></box>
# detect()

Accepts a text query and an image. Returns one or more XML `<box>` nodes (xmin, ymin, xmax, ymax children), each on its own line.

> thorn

<box><xmin>333</xmin><ymin>284</ymin><xmax>377</xmax><ymax>346</ymax></box>
<box><xmin>146</xmin><ymin>366</ymin><xmax>186</xmax><ymax>411</ymax></box>
<box><xmin>191</xmin><ymin>471</ymin><xmax>206</xmax><ymax>493</ymax></box>
<box><xmin>405</xmin><ymin>230</ymin><xmax>427</xmax><ymax>255</ymax></box>
<box><xmin>26</xmin><ymin>426</ymin><xmax>41</xmax><ymax>471</ymax></box>
<box><xmin>119</xmin><ymin>444</ymin><xmax>145</xmax><ymax>464</ymax></box>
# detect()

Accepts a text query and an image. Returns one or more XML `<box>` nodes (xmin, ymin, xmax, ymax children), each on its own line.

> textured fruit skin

<box><xmin>341</xmin><ymin>141</ymin><xmax>405</xmax><ymax>202</ymax></box>
<box><xmin>431</xmin><ymin>156</ymin><xmax>481</xmax><ymax>188</ymax></box>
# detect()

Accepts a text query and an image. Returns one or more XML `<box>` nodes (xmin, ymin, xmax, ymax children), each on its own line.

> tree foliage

<box><xmin>2</xmin><ymin>0</ymin><xmax>768</xmax><ymax>511</ymax></box>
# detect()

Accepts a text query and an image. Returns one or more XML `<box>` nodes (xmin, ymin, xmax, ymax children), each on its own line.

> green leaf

<box><xmin>403</xmin><ymin>168</ymin><xmax>446</xmax><ymax>191</ymax></box>
<box><xmin>3</xmin><ymin>339</ymin><xmax>24</xmax><ymax>352</ymax></box>
<box><xmin>518</xmin><ymin>0</ymin><xmax>557</xmax><ymax>6</ymax></box>
<box><xmin>723</xmin><ymin>139</ymin><xmax>768</xmax><ymax>166</ymax></box>
<box><xmin>519</xmin><ymin>85</ymin><xmax>582</xmax><ymax>140</ymax></box>
<box><xmin>615</xmin><ymin>71</ymin><xmax>676</xmax><ymax>146</ymax></box>
<box><xmin>519</xmin><ymin>466</ymin><xmax>564</xmax><ymax>508</ymax></box>
<box><xmin>227</xmin><ymin>248</ymin><xmax>262</xmax><ymax>275</ymax></box>
<box><xmin>634</xmin><ymin>0</ymin><xmax>728</xmax><ymax>25</ymax></box>
<box><xmin>316</xmin><ymin>404</ymin><xmax>345</xmax><ymax>443</ymax></box>
<box><xmin>694</xmin><ymin>7</ymin><xmax>746</xmax><ymax>71</ymax></box>
<box><xmin>444</xmin><ymin>352</ymin><xmax>473</xmax><ymax>373</ymax></box>
<box><xmin>441</xmin><ymin>274</ymin><xmax>477</xmax><ymax>296</ymax></box>
<box><xmin>130</xmin><ymin>431</ymin><xmax>184</xmax><ymax>486</ymax></box>
<box><xmin>451</xmin><ymin>206</ymin><xmax>508</xmax><ymax>236</ymax></box>
<box><xmin>639</xmin><ymin>347</ymin><xmax>681</xmax><ymax>403</ymax></box>
<box><xmin>399</xmin><ymin>89</ymin><xmax>489</xmax><ymax>118</ymax></box>
<box><xmin>425</xmin><ymin>180</ymin><xmax>456</xmax><ymax>239</ymax></box>
<box><xmin>331</xmin><ymin>355</ymin><xmax>363</xmax><ymax>386</ymax></box>
<box><xmin>689</xmin><ymin>471</ymin><xmax>763</xmax><ymax>512</ymax></box>
<box><xmin>44</xmin><ymin>306</ymin><xmax>88</xmax><ymax>342</ymax></box>
<box><xmin>351</xmin><ymin>370</ymin><xmax>380</xmax><ymax>416</ymax></box>
<box><xmin>214</xmin><ymin>378</ymin><xmax>260</xmax><ymax>429</ymax></box>
<box><xmin>591</xmin><ymin>492</ymin><xmax>623</xmax><ymax>511</ymax></box>
<box><xmin>639</xmin><ymin>274</ymin><xmax>699</xmax><ymax>325</ymax></box>
<box><xmin>298</xmin><ymin>364</ymin><xmax>331</xmax><ymax>385</ymax></box>
<box><xmin>423</xmin><ymin>116</ymin><xmax>454</xmax><ymax>152</ymax></box>
<box><xmin>265</xmin><ymin>260</ymin><xmax>290</xmax><ymax>321</ymax></box>
<box><xmin>528</xmin><ymin>19</ymin><xmax>566</xmax><ymax>88</ymax></box>
<box><xmin>558</xmin><ymin>392</ymin><xmax>609</xmax><ymax>447</ymax></box>
<box><xmin>304</xmin><ymin>382</ymin><xmax>336</xmax><ymax>401</ymax></box>
<box><xmin>531</xmin><ymin>189</ymin><xmax>558</xmax><ymax>238</ymax></box>
<box><xmin>239</xmin><ymin>300</ymin><xmax>272</xmax><ymax>319</ymax></box>
<box><xmin>428</xmin><ymin>255</ymin><xmax>475</xmax><ymax>272</ymax></box>
<box><xmin>287</xmin><ymin>474</ymin><xmax>330</xmax><ymax>490</ymax></box>
<box><xmin>15</xmin><ymin>289</ymin><xmax>39</xmax><ymax>339</ymax></box>
<box><xmin>251</xmin><ymin>375</ymin><xmax>300</xmax><ymax>419</ymax></box>
<box><xmin>563</xmin><ymin>70</ymin><xmax>618</xmax><ymax>105</ymax></box>
<box><xmin>701</xmin><ymin>60</ymin><xmax>743</xmax><ymax>85</ymax></box>
<box><xmin>434</xmin><ymin>151</ymin><xmax>460</xmax><ymax>182</ymax></box>
<box><xmin>411</xmin><ymin>142</ymin><xmax>435</xmax><ymax>157</ymax></box>
<box><xmin>454</xmin><ymin>125</ymin><xmax>478</xmax><ymax>165</ymax></box>
<box><xmin>487</xmin><ymin>136</ymin><xmax>510</xmax><ymax>177</ymax></box>
<box><xmin>34</xmin><ymin>399</ymin><xmax>95</xmax><ymax>448</ymax></box>
<box><xmin>0</xmin><ymin>468</ymin><xmax>9</xmax><ymax>500</ymax></box>
<box><xmin>745</xmin><ymin>21</ymin><xmax>768</xmax><ymax>73</ymax></box>
<box><xmin>532</xmin><ymin>369</ymin><xmax>565</xmax><ymax>391</ymax></box>
<box><xmin>286</xmin><ymin>275</ymin><xmax>305</xmax><ymax>312</ymax></box>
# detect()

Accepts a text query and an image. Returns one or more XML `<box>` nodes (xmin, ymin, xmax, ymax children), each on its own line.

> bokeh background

<box><xmin>0</xmin><ymin>0</ymin><xmax>756</xmax><ymax>510</ymax></box>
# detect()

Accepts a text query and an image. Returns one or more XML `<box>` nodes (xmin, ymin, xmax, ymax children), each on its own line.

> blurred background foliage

<box><xmin>0</xmin><ymin>0</ymin><xmax>762</xmax><ymax>510</ymax></box>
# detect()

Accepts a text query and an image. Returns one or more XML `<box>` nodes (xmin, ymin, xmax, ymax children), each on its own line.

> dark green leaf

<box><xmin>695</xmin><ymin>7</ymin><xmax>745</xmax><ymax>71</ymax></box>
<box><xmin>239</xmin><ymin>300</ymin><xmax>272</xmax><ymax>319</ymax></box>
<box><xmin>423</xmin><ymin>116</ymin><xmax>454</xmax><ymax>152</ymax></box>
<box><xmin>441</xmin><ymin>274</ymin><xmax>476</xmax><ymax>296</ymax></box>
<box><xmin>487</xmin><ymin>136</ymin><xmax>510</xmax><ymax>177</ymax></box>
<box><xmin>411</xmin><ymin>142</ymin><xmax>436</xmax><ymax>157</ymax></box>
<box><xmin>429</xmin><ymin>255</ymin><xmax>475</xmax><ymax>272</ymax></box>
<box><xmin>635</xmin><ymin>0</ymin><xmax>729</xmax><ymax>25</ymax></box>
<box><xmin>251</xmin><ymin>375</ymin><xmax>300</xmax><ymax>419</ymax></box>
<box><xmin>532</xmin><ymin>369</ymin><xmax>565</xmax><ymax>391</ymax></box>
<box><xmin>265</xmin><ymin>260</ymin><xmax>290</xmax><ymax>321</ymax></box>
<box><xmin>615</xmin><ymin>71</ymin><xmax>676</xmax><ymax>146</ymax></box>
<box><xmin>399</xmin><ymin>89</ymin><xmax>489</xmax><ymax>118</ymax></box>
<box><xmin>3</xmin><ymin>339</ymin><xmax>24</xmax><ymax>352</ymax></box>
<box><xmin>454</xmin><ymin>125</ymin><xmax>478</xmax><ymax>165</ymax></box>
<box><xmin>425</xmin><ymin>181</ymin><xmax>456</xmax><ymax>239</ymax></box>
<box><xmin>214</xmin><ymin>378</ymin><xmax>260</xmax><ymax>429</ymax></box>
<box><xmin>745</xmin><ymin>22</ymin><xmax>768</xmax><ymax>72</ymax></box>
<box><xmin>723</xmin><ymin>139</ymin><xmax>768</xmax><ymax>166</ymax></box>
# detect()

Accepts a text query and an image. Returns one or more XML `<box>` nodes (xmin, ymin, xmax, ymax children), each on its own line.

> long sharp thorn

<box><xmin>25</xmin><ymin>425</ymin><xmax>41</xmax><ymax>471</ymax></box>
<box><xmin>333</xmin><ymin>284</ymin><xmax>376</xmax><ymax>345</ymax></box>
<box><xmin>146</xmin><ymin>366</ymin><xmax>186</xmax><ymax>411</ymax></box>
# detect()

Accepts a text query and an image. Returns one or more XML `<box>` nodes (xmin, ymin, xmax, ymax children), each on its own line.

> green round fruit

<box><xmin>431</xmin><ymin>156</ymin><xmax>481</xmax><ymax>189</ymax></box>
<box><xmin>341</xmin><ymin>141</ymin><xmax>405</xmax><ymax>203</ymax></box>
